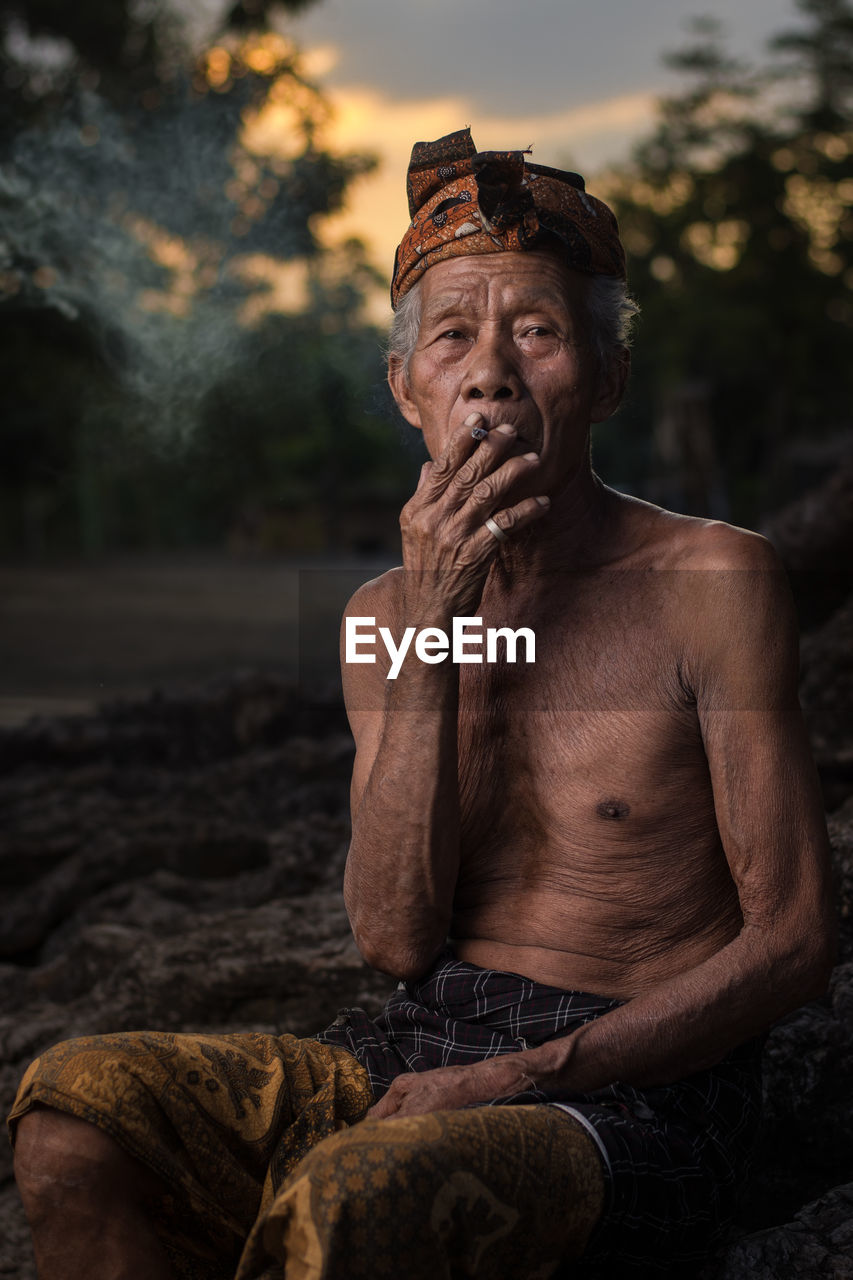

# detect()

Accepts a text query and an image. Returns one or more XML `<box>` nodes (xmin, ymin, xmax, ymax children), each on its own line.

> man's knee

<box><xmin>260</xmin><ymin>1110</ymin><xmax>604</xmax><ymax>1280</ymax></box>
<box><xmin>299</xmin><ymin>1113</ymin><xmax>449</xmax><ymax>1203</ymax></box>
<box><xmin>14</xmin><ymin>1107</ymin><xmax>160</xmax><ymax>1212</ymax></box>
<box><xmin>262</xmin><ymin>1118</ymin><xmax>453</xmax><ymax>1279</ymax></box>
<box><xmin>274</xmin><ymin>1111</ymin><xmax>525</xmax><ymax>1232</ymax></box>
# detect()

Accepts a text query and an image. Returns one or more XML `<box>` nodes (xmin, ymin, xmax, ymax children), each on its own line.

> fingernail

<box><xmin>523</xmin><ymin>452</ymin><xmax>538</xmax><ymax>461</ymax></box>
<box><xmin>535</xmin><ymin>495</ymin><xmax>550</xmax><ymax>507</ymax></box>
<box><xmin>464</xmin><ymin>412</ymin><xmax>483</xmax><ymax>426</ymax></box>
<box><xmin>496</xmin><ymin>424</ymin><xmax>516</xmax><ymax>436</ymax></box>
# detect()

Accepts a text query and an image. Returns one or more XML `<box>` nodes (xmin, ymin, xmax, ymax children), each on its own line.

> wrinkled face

<box><xmin>389</xmin><ymin>250</ymin><xmax>627</xmax><ymax>499</ymax></box>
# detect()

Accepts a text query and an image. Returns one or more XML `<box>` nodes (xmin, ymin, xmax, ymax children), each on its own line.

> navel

<box><xmin>596</xmin><ymin>798</ymin><xmax>631</xmax><ymax>821</ymax></box>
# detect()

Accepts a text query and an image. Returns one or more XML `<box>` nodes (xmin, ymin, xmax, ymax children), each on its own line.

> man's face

<box><xmin>389</xmin><ymin>250</ymin><xmax>627</xmax><ymax>500</ymax></box>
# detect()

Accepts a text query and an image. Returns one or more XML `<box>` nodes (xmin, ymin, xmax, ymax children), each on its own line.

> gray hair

<box><xmin>387</xmin><ymin>270</ymin><xmax>639</xmax><ymax>376</ymax></box>
<box><xmin>584</xmin><ymin>275</ymin><xmax>640</xmax><ymax>369</ymax></box>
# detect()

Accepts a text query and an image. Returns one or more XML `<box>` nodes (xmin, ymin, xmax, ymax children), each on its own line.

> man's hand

<box><xmin>368</xmin><ymin>1056</ymin><xmax>535</xmax><ymax>1119</ymax></box>
<box><xmin>399</xmin><ymin>413</ymin><xmax>549</xmax><ymax>617</ymax></box>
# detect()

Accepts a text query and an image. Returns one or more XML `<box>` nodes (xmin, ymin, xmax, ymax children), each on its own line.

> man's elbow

<box><xmin>345</xmin><ymin>899</ymin><xmax>445</xmax><ymax>981</ymax></box>
<box><xmin>343</xmin><ymin>868</ymin><xmax>448</xmax><ymax>980</ymax></box>
<box><xmin>352</xmin><ymin>927</ymin><xmax>441</xmax><ymax>982</ymax></box>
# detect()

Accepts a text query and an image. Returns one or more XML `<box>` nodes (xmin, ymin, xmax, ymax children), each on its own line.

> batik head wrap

<box><xmin>391</xmin><ymin>127</ymin><xmax>626</xmax><ymax>309</ymax></box>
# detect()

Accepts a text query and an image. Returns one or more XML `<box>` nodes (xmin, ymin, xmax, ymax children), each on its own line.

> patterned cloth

<box><xmin>317</xmin><ymin>950</ymin><xmax>765</xmax><ymax>1276</ymax></box>
<box><xmin>8</xmin><ymin>1031</ymin><xmax>373</xmax><ymax>1280</ymax></box>
<box><xmin>391</xmin><ymin>126</ymin><xmax>626</xmax><ymax>308</ymax></box>
<box><xmin>7</xmin><ymin>952</ymin><xmax>763</xmax><ymax>1277</ymax></box>
<box><xmin>8</xmin><ymin>1022</ymin><xmax>603</xmax><ymax>1280</ymax></box>
<box><xmin>239</xmin><ymin>1105</ymin><xmax>603</xmax><ymax>1280</ymax></box>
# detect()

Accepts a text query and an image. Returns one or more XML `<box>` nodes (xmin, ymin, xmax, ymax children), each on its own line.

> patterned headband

<box><xmin>391</xmin><ymin>127</ymin><xmax>626</xmax><ymax>309</ymax></box>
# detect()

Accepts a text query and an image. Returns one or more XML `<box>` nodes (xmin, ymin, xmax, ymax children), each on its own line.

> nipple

<box><xmin>596</xmin><ymin>799</ymin><xmax>631</xmax><ymax>821</ymax></box>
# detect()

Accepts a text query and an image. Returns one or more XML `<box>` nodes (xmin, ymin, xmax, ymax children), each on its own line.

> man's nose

<box><xmin>462</xmin><ymin>333</ymin><xmax>521</xmax><ymax>403</ymax></box>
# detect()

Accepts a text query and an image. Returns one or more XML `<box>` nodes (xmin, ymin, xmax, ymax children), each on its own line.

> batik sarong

<box><xmin>8</xmin><ymin>1031</ymin><xmax>373</xmax><ymax>1279</ymax></box>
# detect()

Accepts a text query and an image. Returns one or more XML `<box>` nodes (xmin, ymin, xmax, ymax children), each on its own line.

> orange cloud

<box><xmin>239</xmin><ymin>55</ymin><xmax>657</xmax><ymax>321</ymax></box>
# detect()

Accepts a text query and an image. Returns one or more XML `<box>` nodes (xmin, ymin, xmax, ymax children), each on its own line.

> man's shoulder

<box><xmin>343</xmin><ymin>566</ymin><xmax>405</xmax><ymax>625</ymax></box>
<box><xmin>615</xmin><ymin>499</ymin><xmax>793</xmax><ymax>666</ymax></box>
<box><xmin>616</xmin><ymin>494</ymin><xmax>782</xmax><ymax>574</ymax></box>
<box><xmin>632</xmin><ymin>506</ymin><xmax>797</xmax><ymax>694</ymax></box>
<box><xmin>665</xmin><ymin>516</ymin><xmax>781</xmax><ymax>575</ymax></box>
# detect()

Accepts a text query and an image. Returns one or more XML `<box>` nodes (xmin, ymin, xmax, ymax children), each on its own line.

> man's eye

<box><xmin>439</xmin><ymin>329</ymin><xmax>466</xmax><ymax>340</ymax></box>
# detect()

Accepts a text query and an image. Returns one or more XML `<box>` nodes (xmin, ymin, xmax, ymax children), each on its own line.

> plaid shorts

<box><xmin>316</xmin><ymin>949</ymin><xmax>764</xmax><ymax>1276</ymax></box>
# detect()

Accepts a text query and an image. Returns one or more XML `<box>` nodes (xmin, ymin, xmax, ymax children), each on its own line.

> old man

<box><xmin>9</xmin><ymin>129</ymin><xmax>836</xmax><ymax>1279</ymax></box>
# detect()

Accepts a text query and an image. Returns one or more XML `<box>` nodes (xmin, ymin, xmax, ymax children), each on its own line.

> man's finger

<box><xmin>452</xmin><ymin>453</ymin><xmax>543</xmax><ymax>527</ymax></box>
<box><xmin>418</xmin><ymin>418</ymin><xmax>484</xmax><ymax>498</ymax></box>
<box><xmin>416</xmin><ymin>417</ymin><xmax>526</xmax><ymax>513</ymax></box>
<box><xmin>475</xmin><ymin>493</ymin><xmax>551</xmax><ymax>544</ymax></box>
<box><xmin>367</xmin><ymin>1093</ymin><xmax>399</xmax><ymax>1119</ymax></box>
<box><xmin>443</xmin><ymin>422</ymin><xmax>523</xmax><ymax>511</ymax></box>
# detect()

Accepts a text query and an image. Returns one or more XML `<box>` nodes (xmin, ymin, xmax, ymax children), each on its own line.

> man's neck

<box><xmin>490</xmin><ymin>460</ymin><xmax>621</xmax><ymax>587</ymax></box>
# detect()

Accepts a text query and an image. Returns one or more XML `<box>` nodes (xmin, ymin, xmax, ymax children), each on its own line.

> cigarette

<box><xmin>465</xmin><ymin>411</ymin><xmax>490</xmax><ymax>442</ymax></box>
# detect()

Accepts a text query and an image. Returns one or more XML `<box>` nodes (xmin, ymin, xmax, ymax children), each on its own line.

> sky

<box><xmin>267</xmin><ymin>0</ymin><xmax>806</xmax><ymax>278</ymax></box>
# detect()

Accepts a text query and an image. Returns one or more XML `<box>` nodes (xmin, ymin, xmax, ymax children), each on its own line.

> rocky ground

<box><xmin>1</xmin><ymin>470</ymin><xmax>852</xmax><ymax>1277</ymax></box>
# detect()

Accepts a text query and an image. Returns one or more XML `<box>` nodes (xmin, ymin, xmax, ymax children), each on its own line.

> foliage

<box><xmin>0</xmin><ymin>0</ymin><xmax>412</xmax><ymax>555</ymax></box>
<box><xmin>596</xmin><ymin>0</ymin><xmax>853</xmax><ymax>521</ymax></box>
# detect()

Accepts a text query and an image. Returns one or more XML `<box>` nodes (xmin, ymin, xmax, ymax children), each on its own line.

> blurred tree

<box><xmin>0</xmin><ymin>0</ymin><xmax>410</xmax><ymax>555</ymax></box>
<box><xmin>596</xmin><ymin>0</ymin><xmax>853</xmax><ymax>522</ymax></box>
<box><xmin>149</xmin><ymin>243</ymin><xmax>409</xmax><ymax>553</ymax></box>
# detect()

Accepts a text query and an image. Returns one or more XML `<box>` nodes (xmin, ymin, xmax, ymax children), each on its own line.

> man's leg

<box><xmin>239</xmin><ymin>1105</ymin><xmax>605</xmax><ymax>1280</ymax></box>
<box><xmin>8</xmin><ymin>1030</ymin><xmax>373</xmax><ymax>1280</ymax></box>
<box><xmin>14</xmin><ymin>1107</ymin><xmax>179</xmax><ymax>1280</ymax></box>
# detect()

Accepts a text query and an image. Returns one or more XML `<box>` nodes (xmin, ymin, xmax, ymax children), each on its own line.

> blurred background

<box><xmin>1</xmin><ymin>0</ymin><xmax>851</xmax><ymax>719</ymax></box>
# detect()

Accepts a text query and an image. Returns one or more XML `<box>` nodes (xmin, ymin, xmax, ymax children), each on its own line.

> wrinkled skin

<box><xmin>342</xmin><ymin>250</ymin><xmax>836</xmax><ymax>1119</ymax></box>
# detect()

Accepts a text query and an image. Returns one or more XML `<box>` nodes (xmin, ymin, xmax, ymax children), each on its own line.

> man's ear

<box><xmin>590</xmin><ymin>347</ymin><xmax>630</xmax><ymax>424</ymax></box>
<box><xmin>388</xmin><ymin>354</ymin><xmax>422</xmax><ymax>431</ymax></box>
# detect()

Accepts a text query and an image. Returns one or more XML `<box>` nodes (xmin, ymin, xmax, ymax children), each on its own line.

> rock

<box><xmin>736</xmin><ymin>965</ymin><xmax>853</xmax><ymax>1231</ymax></box>
<box><xmin>759</xmin><ymin>457</ymin><xmax>853</xmax><ymax>811</ymax></box>
<box><xmin>828</xmin><ymin>797</ymin><xmax>853</xmax><ymax>962</ymax></box>
<box><xmin>0</xmin><ymin>894</ymin><xmax>392</xmax><ymax>1065</ymax></box>
<box><xmin>800</xmin><ymin>600</ymin><xmax>853</xmax><ymax>812</ymax></box>
<box><xmin>0</xmin><ymin>672</ymin><xmax>350</xmax><ymax>777</ymax></box>
<box><xmin>710</xmin><ymin>1182</ymin><xmax>853</xmax><ymax>1279</ymax></box>
<box><xmin>0</xmin><ymin>717</ymin><xmax>356</xmax><ymax>960</ymax></box>
<box><xmin>762</xmin><ymin>457</ymin><xmax>853</xmax><ymax>630</ymax></box>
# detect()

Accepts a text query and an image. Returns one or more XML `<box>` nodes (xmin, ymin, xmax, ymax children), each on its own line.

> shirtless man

<box><xmin>9</xmin><ymin>129</ymin><xmax>836</xmax><ymax>1279</ymax></box>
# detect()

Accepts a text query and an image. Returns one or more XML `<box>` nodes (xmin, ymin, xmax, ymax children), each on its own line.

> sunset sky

<box><xmin>274</xmin><ymin>0</ymin><xmax>805</xmax><ymax>278</ymax></box>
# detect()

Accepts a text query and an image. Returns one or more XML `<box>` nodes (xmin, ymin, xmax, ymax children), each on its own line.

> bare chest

<box><xmin>455</xmin><ymin>583</ymin><xmax>709</xmax><ymax>854</ymax></box>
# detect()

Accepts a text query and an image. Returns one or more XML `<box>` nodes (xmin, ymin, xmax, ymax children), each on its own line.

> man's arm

<box><xmin>342</xmin><ymin>419</ymin><xmax>548</xmax><ymax>978</ymax></box>
<box><xmin>341</xmin><ymin>575</ymin><xmax>462</xmax><ymax>978</ymax></box>
<box><xmin>370</xmin><ymin>529</ymin><xmax>837</xmax><ymax>1116</ymax></box>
